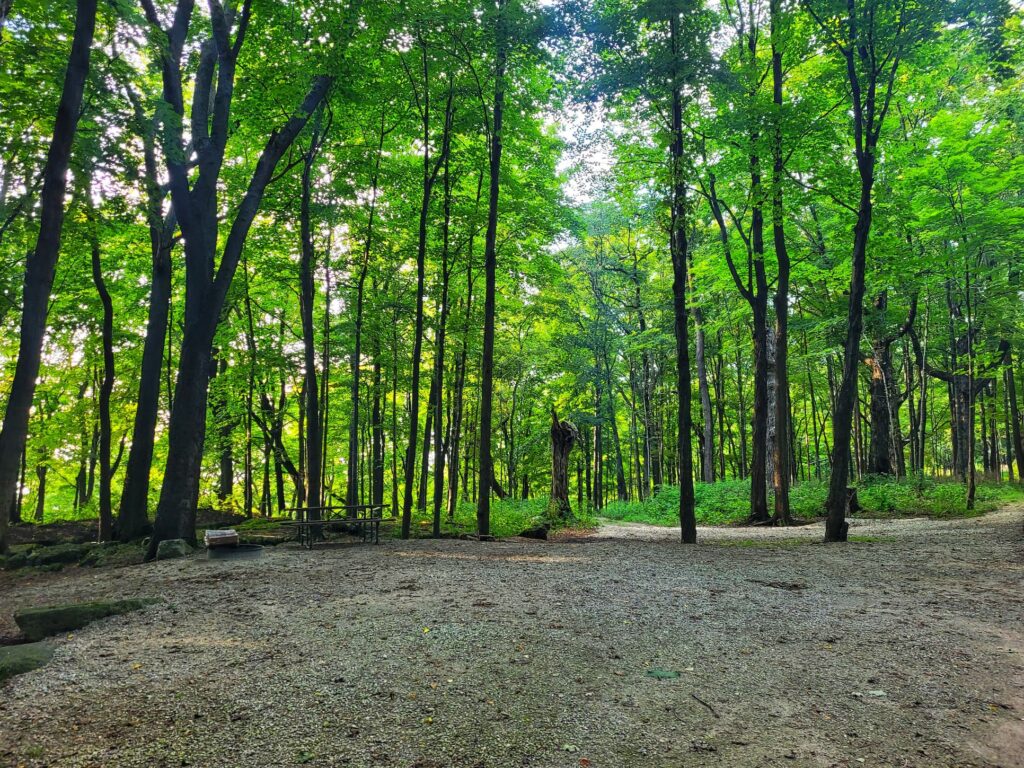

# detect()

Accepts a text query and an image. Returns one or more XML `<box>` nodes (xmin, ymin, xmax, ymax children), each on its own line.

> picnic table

<box><xmin>283</xmin><ymin>503</ymin><xmax>393</xmax><ymax>549</ymax></box>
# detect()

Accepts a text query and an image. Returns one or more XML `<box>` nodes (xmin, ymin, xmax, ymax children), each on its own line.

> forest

<box><xmin>1</xmin><ymin>0</ymin><xmax>1023</xmax><ymax>558</ymax></box>
<box><xmin>3</xmin><ymin>1</ymin><xmax>1024</xmax><ymax>766</ymax></box>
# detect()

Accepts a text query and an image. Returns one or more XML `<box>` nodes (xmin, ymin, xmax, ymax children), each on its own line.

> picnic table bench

<box><xmin>282</xmin><ymin>503</ymin><xmax>393</xmax><ymax>549</ymax></box>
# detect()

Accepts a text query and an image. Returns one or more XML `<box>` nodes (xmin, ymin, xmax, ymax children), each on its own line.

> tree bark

<box><xmin>547</xmin><ymin>408</ymin><xmax>579</xmax><ymax>520</ymax></box>
<box><xmin>117</xmin><ymin>90</ymin><xmax>175</xmax><ymax>540</ymax></box>
<box><xmin>33</xmin><ymin>465</ymin><xmax>47</xmax><ymax>523</ymax></box>
<box><xmin>431</xmin><ymin>152</ymin><xmax>454</xmax><ymax>537</ymax></box>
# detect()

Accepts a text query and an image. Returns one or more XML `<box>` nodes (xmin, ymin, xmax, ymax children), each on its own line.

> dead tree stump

<box><xmin>547</xmin><ymin>407</ymin><xmax>580</xmax><ymax>521</ymax></box>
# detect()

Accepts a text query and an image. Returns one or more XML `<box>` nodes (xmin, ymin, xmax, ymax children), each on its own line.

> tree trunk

<box><xmin>669</xmin><ymin>13</ymin><xmax>696</xmax><ymax>544</ymax></box>
<box><xmin>770</xmin><ymin>0</ymin><xmax>792</xmax><ymax>524</ymax></box>
<box><xmin>372</xmin><ymin>349</ymin><xmax>385</xmax><ymax>506</ymax></box>
<box><xmin>212</xmin><ymin>356</ymin><xmax>234</xmax><ymax>504</ymax></box>
<box><xmin>0</xmin><ymin>0</ymin><xmax>97</xmax><ymax>552</ymax></box>
<box><xmin>825</xmin><ymin>170</ymin><xmax>873</xmax><ymax>542</ymax></box>
<box><xmin>477</xmin><ymin>1</ymin><xmax>506</xmax><ymax>537</ymax></box>
<box><xmin>694</xmin><ymin>304</ymin><xmax>714</xmax><ymax>483</ymax></box>
<box><xmin>432</xmin><ymin>155</ymin><xmax>454</xmax><ymax>537</ymax></box>
<box><xmin>88</xmin><ymin>208</ymin><xmax>115</xmax><ymax>542</ymax></box>
<box><xmin>1005</xmin><ymin>359</ymin><xmax>1024</xmax><ymax>480</ymax></box>
<box><xmin>301</xmin><ymin>123</ymin><xmax>323</xmax><ymax>514</ymax></box>
<box><xmin>117</xmin><ymin>101</ymin><xmax>174</xmax><ymax>540</ymax></box>
<box><xmin>547</xmin><ymin>409</ymin><xmax>579</xmax><ymax>520</ymax></box>
<box><xmin>402</xmin><ymin>46</ymin><xmax>453</xmax><ymax>539</ymax></box>
<box><xmin>145</xmin><ymin>58</ymin><xmax>332</xmax><ymax>558</ymax></box>
<box><xmin>34</xmin><ymin>465</ymin><xmax>47</xmax><ymax>523</ymax></box>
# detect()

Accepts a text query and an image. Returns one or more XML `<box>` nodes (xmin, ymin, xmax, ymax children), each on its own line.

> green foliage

<box><xmin>2</xmin><ymin>0</ymin><xmax>1023</xmax><ymax>540</ymax></box>
<box><xmin>600</xmin><ymin>478</ymin><xmax>1024</xmax><ymax>527</ymax></box>
<box><xmin>410</xmin><ymin>496</ymin><xmax>596</xmax><ymax>539</ymax></box>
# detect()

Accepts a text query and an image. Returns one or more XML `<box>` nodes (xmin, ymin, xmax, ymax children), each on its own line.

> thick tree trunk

<box><xmin>749</xmin><ymin>297</ymin><xmax>770</xmax><ymax>523</ymax></box>
<box><xmin>0</xmin><ymin>0</ymin><xmax>97</xmax><ymax>552</ymax></box>
<box><xmin>547</xmin><ymin>409</ymin><xmax>579</xmax><ymax>520</ymax></box>
<box><xmin>117</xmin><ymin>99</ymin><xmax>175</xmax><ymax>540</ymax></box>
<box><xmin>866</xmin><ymin>340</ymin><xmax>901</xmax><ymax>476</ymax></box>
<box><xmin>148</xmin><ymin>323</ymin><xmax>217</xmax><ymax>555</ymax></box>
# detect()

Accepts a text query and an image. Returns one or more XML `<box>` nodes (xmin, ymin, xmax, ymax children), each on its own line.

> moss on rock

<box><xmin>14</xmin><ymin>598</ymin><xmax>162</xmax><ymax>641</ymax></box>
<box><xmin>26</xmin><ymin>542</ymin><xmax>97</xmax><ymax>567</ymax></box>
<box><xmin>0</xmin><ymin>642</ymin><xmax>54</xmax><ymax>684</ymax></box>
<box><xmin>155</xmin><ymin>539</ymin><xmax>192</xmax><ymax>560</ymax></box>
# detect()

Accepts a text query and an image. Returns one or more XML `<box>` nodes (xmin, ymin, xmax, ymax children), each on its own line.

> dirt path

<box><xmin>1</xmin><ymin>508</ymin><xmax>1022</xmax><ymax>767</ymax></box>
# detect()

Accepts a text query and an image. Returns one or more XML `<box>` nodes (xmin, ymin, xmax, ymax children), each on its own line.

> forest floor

<box><xmin>0</xmin><ymin>508</ymin><xmax>1022</xmax><ymax>768</ymax></box>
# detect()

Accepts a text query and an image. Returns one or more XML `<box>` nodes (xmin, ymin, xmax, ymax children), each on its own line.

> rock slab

<box><xmin>14</xmin><ymin>598</ymin><xmax>162</xmax><ymax>641</ymax></box>
<box><xmin>0</xmin><ymin>642</ymin><xmax>54</xmax><ymax>683</ymax></box>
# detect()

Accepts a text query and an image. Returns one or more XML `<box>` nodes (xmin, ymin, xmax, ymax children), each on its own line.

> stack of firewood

<box><xmin>203</xmin><ymin>529</ymin><xmax>240</xmax><ymax>548</ymax></box>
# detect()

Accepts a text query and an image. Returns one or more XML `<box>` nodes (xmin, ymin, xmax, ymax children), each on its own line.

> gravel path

<box><xmin>1</xmin><ymin>508</ymin><xmax>1022</xmax><ymax>768</ymax></box>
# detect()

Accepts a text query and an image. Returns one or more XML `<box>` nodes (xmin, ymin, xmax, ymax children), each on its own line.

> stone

<box><xmin>78</xmin><ymin>543</ymin><xmax>144</xmax><ymax>568</ymax></box>
<box><xmin>519</xmin><ymin>524</ymin><xmax>549</xmax><ymax>540</ymax></box>
<box><xmin>0</xmin><ymin>642</ymin><xmax>54</xmax><ymax>684</ymax></box>
<box><xmin>1</xmin><ymin>551</ymin><xmax>27</xmax><ymax>570</ymax></box>
<box><xmin>26</xmin><ymin>542</ymin><xmax>95</xmax><ymax>567</ymax></box>
<box><xmin>14</xmin><ymin>598</ymin><xmax>162</xmax><ymax>641</ymax></box>
<box><xmin>155</xmin><ymin>538</ymin><xmax>192</xmax><ymax>560</ymax></box>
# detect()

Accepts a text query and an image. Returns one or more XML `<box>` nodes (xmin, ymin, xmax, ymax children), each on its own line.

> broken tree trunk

<box><xmin>547</xmin><ymin>408</ymin><xmax>579</xmax><ymax>521</ymax></box>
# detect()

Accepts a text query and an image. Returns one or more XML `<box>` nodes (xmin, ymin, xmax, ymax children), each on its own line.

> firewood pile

<box><xmin>203</xmin><ymin>529</ymin><xmax>240</xmax><ymax>549</ymax></box>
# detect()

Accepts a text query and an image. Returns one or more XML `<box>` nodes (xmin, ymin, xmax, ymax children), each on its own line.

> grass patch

<box><xmin>598</xmin><ymin>477</ymin><xmax>1024</xmax><ymax>527</ymax></box>
<box><xmin>403</xmin><ymin>496</ymin><xmax>597</xmax><ymax>539</ymax></box>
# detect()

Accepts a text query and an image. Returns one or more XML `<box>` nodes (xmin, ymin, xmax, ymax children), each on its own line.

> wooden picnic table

<box><xmin>282</xmin><ymin>504</ymin><xmax>393</xmax><ymax>549</ymax></box>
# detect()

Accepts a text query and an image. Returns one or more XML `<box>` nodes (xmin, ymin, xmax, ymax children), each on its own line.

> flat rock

<box><xmin>0</xmin><ymin>642</ymin><xmax>54</xmax><ymax>683</ymax></box>
<box><xmin>14</xmin><ymin>598</ymin><xmax>162</xmax><ymax>641</ymax></box>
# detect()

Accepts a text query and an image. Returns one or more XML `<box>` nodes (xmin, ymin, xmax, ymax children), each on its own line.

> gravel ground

<box><xmin>0</xmin><ymin>508</ymin><xmax>1022</xmax><ymax>768</ymax></box>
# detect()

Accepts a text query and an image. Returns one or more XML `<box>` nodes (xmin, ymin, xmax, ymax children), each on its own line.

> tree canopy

<box><xmin>1</xmin><ymin>0</ymin><xmax>1023</xmax><ymax>551</ymax></box>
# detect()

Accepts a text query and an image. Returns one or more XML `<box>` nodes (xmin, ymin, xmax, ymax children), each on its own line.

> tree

<box><xmin>803</xmin><ymin>0</ymin><xmax>930</xmax><ymax>542</ymax></box>
<box><xmin>140</xmin><ymin>0</ymin><xmax>337</xmax><ymax>558</ymax></box>
<box><xmin>0</xmin><ymin>0</ymin><xmax>98</xmax><ymax>552</ymax></box>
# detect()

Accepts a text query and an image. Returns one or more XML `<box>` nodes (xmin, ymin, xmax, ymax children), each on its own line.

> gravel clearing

<box><xmin>1</xmin><ymin>507</ymin><xmax>1022</xmax><ymax>768</ymax></box>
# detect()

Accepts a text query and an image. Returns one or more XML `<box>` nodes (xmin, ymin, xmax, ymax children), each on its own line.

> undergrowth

<box><xmin>599</xmin><ymin>476</ymin><xmax>1024</xmax><ymax>527</ymax></box>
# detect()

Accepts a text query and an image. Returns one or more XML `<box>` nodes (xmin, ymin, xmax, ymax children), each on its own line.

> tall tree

<box><xmin>803</xmin><ymin>0</ymin><xmax>927</xmax><ymax>541</ymax></box>
<box><xmin>0</xmin><ymin>0</ymin><xmax>98</xmax><ymax>552</ymax></box>
<box><xmin>476</xmin><ymin>0</ymin><xmax>508</xmax><ymax>537</ymax></box>
<box><xmin>140</xmin><ymin>0</ymin><xmax>336</xmax><ymax>558</ymax></box>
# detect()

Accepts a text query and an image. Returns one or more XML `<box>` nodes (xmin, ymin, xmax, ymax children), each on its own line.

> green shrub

<box><xmin>597</xmin><ymin>476</ymin><xmax>1024</xmax><ymax>527</ymax></box>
